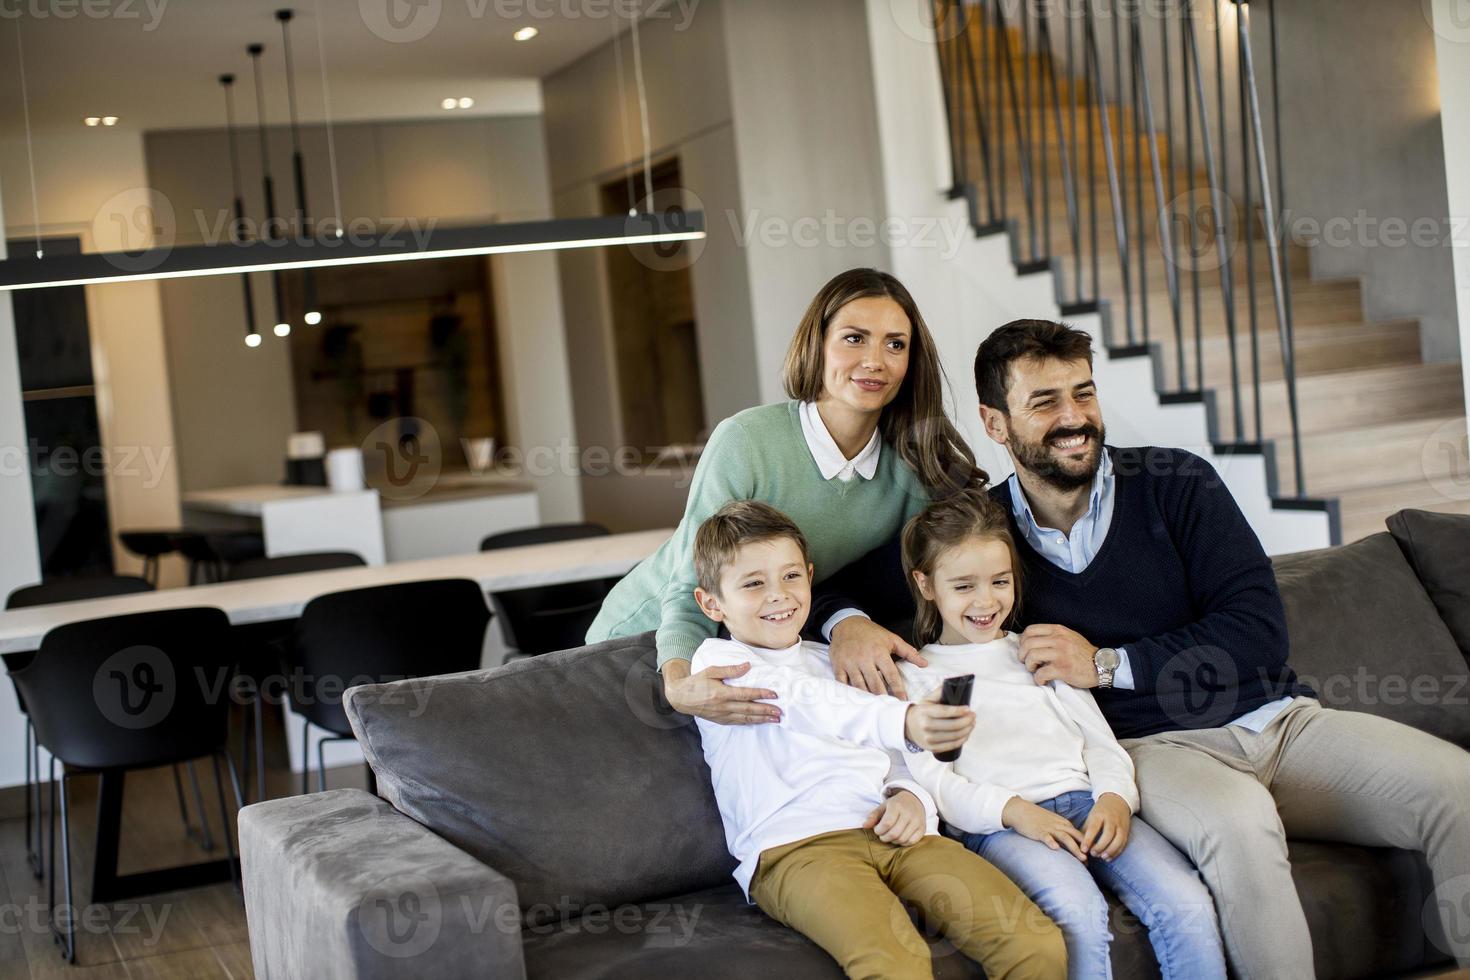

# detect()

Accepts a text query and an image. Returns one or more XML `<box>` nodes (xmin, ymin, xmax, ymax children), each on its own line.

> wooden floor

<box><xmin>0</xmin><ymin>706</ymin><xmax>367</xmax><ymax>980</ymax></box>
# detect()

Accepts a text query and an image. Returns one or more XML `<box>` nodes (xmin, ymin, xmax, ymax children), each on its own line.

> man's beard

<box><xmin>1011</xmin><ymin>422</ymin><xmax>1106</xmax><ymax>491</ymax></box>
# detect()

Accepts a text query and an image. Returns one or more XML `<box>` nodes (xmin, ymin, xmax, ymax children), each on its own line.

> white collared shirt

<box><xmin>799</xmin><ymin>400</ymin><xmax>880</xmax><ymax>482</ymax></box>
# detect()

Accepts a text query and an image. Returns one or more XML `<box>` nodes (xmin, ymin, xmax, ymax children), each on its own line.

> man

<box><xmin>813</xmin><ymin>318</ymin><xmax>1470</xmax><ymax>979</ymax></box>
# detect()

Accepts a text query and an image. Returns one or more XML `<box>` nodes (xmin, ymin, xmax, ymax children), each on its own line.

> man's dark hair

<box><xmin>974</xmin><ymin>319</ymin><xmax>1095</xmax><ymax>413</ymax></box>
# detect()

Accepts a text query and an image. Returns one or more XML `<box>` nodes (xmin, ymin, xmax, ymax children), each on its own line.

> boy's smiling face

<box><xmin>695</xmin><ymin>536</ymin><xmax>813</xmax><ymax>650</ymax></box>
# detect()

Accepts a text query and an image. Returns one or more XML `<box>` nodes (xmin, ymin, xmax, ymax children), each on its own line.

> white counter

<box><xmin>182</xmin><ymin>485</ymin><xmax>387</xmax><ymax>565</ymax></box>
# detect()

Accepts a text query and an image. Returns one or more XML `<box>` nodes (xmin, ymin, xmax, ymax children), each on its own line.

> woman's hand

<box><xmin>829</xmin><ymin>617</ymin><xmax>928</xmax><ymax>698</ymax></box>
<box><xmin>1079</xmin><ymin>793</ymin><xmax>1131</xmax><ymax>860</ymax></box>
<box><xmin>662</xmin><ymin>659</ymin><xmax>782</xmax><ymax>726</ymax></box>
<box><xmin>863</xmin><ymin>790</ymin><xmax>927</xmax><ymax>846</ymax></box>
<box><xmin>1001</xmin><ymin>797</ymin><xmax>1089</xmax><ymax>862</ymax></box>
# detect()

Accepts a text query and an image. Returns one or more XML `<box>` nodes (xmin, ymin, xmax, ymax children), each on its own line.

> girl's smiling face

<box><xmin>913</xmin><ymin>536</ymin><xmax>1016</xmax><ymax>645</ymax></box>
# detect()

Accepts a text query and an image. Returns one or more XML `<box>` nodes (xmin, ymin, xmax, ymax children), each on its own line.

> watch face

<box><xmin>1096</xmin><ymin>648</ymin><xmax>1120</xmax><ymax>671</ymax></box>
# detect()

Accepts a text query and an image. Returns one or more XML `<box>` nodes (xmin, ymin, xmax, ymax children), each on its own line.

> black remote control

<box><xmin>934</xmin><ymin>673</ymin><xmax>975</xmax><ymax>763</ymax></box>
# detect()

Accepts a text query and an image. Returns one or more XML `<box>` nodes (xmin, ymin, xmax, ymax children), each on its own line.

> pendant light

<box><xmin>277</xmin><ymin>8</ymin><xmax>321</xmax><ymax>326</ymax></box>
<box><xmin>248</xmin><ymin>42</ymin><xmax>291</xmax><ymax>339</ymax></box>
<box><xmin>220</xmin><ymin>74</ymin><xmax>261</xmax><ymax>349</ymax></box>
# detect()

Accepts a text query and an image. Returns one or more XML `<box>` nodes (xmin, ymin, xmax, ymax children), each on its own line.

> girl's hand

<box><xmin>1001</xmin><ymin>797</ymin><xmax>1088</xmax><ymax>862</ymax></box>
<box><xmin>903</xmin><ymin>692</ymin><xmax>975</xmax><ymax>754</ymax></box>
<box><xmin>830</xmin><ymin>617</ymin><xmax>928</xmax><ymax>698</ymax></box>
<box><xmin>863</xmin><ymin>790</ymin><xmax>927</xmax><ymax>845</ymax></box>
<box><xmin>662</xmin><ymin>660</ymin><xmax>781</xmax><ymax>726</ymax></box>
<box><xmin>1079</xmin><ymin>793</ymin><xmax>1132</xmax><ymax>859</ymax></box>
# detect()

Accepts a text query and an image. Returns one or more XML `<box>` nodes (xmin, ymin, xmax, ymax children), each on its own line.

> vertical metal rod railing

<box><xmin>1162</xmin><ymin>0</ymin><xmax>1186</xmax><ymax>391</ymax></box>
<box><xmin>1132</xmin><ymin>8</ymin><xmax>1180</xmax><ymax>370</ymax></box>
<box><xmin>1067</xmin><ymin>1</ymin><xmax>1083</xmax><ymax>302</ymax></box>
<box><xmin>1185</xmin><ymin>0</ymin><xmax>1202</xmax><ymax>390</ymax></box>
<box><xmin>1021</xmin><ymin>0</ymin><xmax>1038</xmax><ymax>262</ymax></box>
<box><xmin>1109</xmin><ymin>5</ymin><xmax>1134</xmax><ymax>344</ymax></box>
<box><xmin>997</xmin><ymin>2</ymin><xmax>1038</xmax><ymax>247</ymax></box>
<box><xmin>1130</xmin><ymin>4</ymin><xmax>1148</xmax><ymax>346</ymax></box>
<box><xmin>1211</xmin><ymin>0</ymin><xmax>1244</xmax><ymax>440</ymax></box>
<box><xmin>933</xmin><ymin>0</ymin><xmax>963</xmax><ymax>193</ymax></box>
<box><xmin>960</xmin><ymin>4</ymin><xmax>999</xmax><ymax>225</ymax></box>
<box><xmin>1185</xmin><ymin>6</ymin><xmax>1244</xmax><ymax>440</ymax></box>
<box><xmin>1086</xmin><ymin>1</ymin><xmax>1099</xmax><ymax>303</ymax></box>
<box><xmin>994</xmin><ymin>2</ymin><xmax>1010</xmax><ymax>223</ymax></box>
<box><xmin>1237</xmin><ymin>0</ymin><xmax>1304</xmax><ymax>494</ymax></box>
<box><xmin>1040</xmin><ymin>6</ymin><xmax>1081</xmax><ymax>301</ymax></box>
<box><xmin>1085</xmin><ymin>5</ymin><xmax>1132</xmax><ymax>347</ymax></box>
<box><xmin>1237</xmin><ymin>12</ymin><xmax>1262</xmax><ymax>443</ymax></box>
<box><xmin>1038</xmin><ymin>3</ymin><xmax>1053</xmax><ymax>263</ymax></box>
<box><xmin>1268</xmin><ymin>0</ymin><xmax>1298</xmax><ymax>482</ymax></box>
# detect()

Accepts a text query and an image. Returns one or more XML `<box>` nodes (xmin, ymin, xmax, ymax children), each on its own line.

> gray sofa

<box><xmin>240</xmin><ymin>509</ymin><xmax>1470</xmax><ymax>979</ymax></box>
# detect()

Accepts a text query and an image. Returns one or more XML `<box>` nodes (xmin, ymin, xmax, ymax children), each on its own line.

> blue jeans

<box><xmin>958</xmin><ymin>790</ymin><xmax>1226</xmax><ymax>980</ymax></box>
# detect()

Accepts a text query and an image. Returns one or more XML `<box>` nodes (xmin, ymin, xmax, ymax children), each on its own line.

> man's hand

<box><xmin>863</xmin><ymin>790</ymin><xmax>927</xmax><ymax>845</ymax></box>
<box><xmin>903</xmin><ymin>695</ymin><xmax>975</xmax><ymax>754</ymax></box>
<box><xmin>1001</xmin><ymin>797</ymin><xmax>1088</xmax><ymax>862</ymax></box>
<box><xmin>662</xmin><ymin>659</ymin><xmax>781</xmax><ymax>726</ymax></box>
<box><xmin>830</xmin><ymin>617</ymin><xmax>928</xmax><ymax>698</ymax></box>
<box><xmin>1018</xmin><ymin>624</ymin><xmax>1099</xmax><ymax>688</ymax></box>
<box><xmin>1079</xmin><ymin>793</ymin><xmax>1131</xmax><ymax>860</ymax></box>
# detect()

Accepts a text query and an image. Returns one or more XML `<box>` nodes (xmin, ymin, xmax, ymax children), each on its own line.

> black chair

<box><xmin>10</xmin><ymin>607</ymin><xmax>244</xmax><ymax>963</ymax></box>
<box><xmin>286</xmin><ymin>579</ymin><xmax>490</xmax><ymax>794</ymax></box>
<box><xmin>479</xmin><ymin>522</ymin><xmax>617</xmax><ymax>656</ymax></box>
<box><xmin>222</xmin><ymin>551</ymin><xmax>367</xmax><ymax>801</ymax></box>
<box><xmin>4</xmin><ymin>576</ymin><xmax>154</xmax><ymax>882</ymax></box>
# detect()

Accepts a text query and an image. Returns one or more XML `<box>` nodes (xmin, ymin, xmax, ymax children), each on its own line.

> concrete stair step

<box><xmin>1211</xmin><ymin>364</ymin><xmax>1465</xmax><ymax>442</ymax></box>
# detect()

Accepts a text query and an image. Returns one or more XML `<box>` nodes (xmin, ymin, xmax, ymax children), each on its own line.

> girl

<box><xmin>587</xmin><ymin>268</ymin><xmax>985</xmax><ymax>724</ymax></box>
<box><xmin>895</xmin><ymin>490</ymin><xmax>1226</xmax><ymax>980</ymax></box>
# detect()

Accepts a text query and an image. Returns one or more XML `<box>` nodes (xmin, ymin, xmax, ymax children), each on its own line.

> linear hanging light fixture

<box><xmin>247</xmin><ymin>42</ymin><xmax>292</xmax><ymax>339</ymax></box>
<box><xmin>0</xmin><ymin>213</ymin><xmax>706</xmax><ymax>292</ymax></box>
<box><xmin>219</xmin><ymin>73</ymin><xmax>261</xmax><ymax>348</ymax></box>
<box><xmin>276</xmin><ymin>7</ymin><xmax>322</xmax><ymax>327</ymax></box>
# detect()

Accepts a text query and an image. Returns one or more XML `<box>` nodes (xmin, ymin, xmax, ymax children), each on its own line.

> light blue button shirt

<box><xmin>1005</xmin><ymin>454</ymin><xmax>1291</xmax><ymax>732</ymax></box>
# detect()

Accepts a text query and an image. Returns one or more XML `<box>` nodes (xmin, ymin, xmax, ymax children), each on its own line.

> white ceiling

<box><xmin>0</xmin><ymin>0</ymin><xmax>644</xmax><ymax>138</ymax></box>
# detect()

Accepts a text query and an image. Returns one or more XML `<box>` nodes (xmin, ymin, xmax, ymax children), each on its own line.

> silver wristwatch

<box><xmin>1094</xmin><ymin>647</ymin><xmax>1120</xmax><ymax>688</ymax></box>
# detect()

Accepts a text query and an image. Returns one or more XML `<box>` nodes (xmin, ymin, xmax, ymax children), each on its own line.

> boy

<box><xmin>689</xmin><ymin>499</ymin><xmax>1066</xmax><ymax>980</ymax></box>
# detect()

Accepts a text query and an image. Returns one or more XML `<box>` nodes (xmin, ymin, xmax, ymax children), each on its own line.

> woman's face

<box><xmin>818</xmin><ymin>296</ymin><xmax>913</xmax><ymax>417</ymax></box>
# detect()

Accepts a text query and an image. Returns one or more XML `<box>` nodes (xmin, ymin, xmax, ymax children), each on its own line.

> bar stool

<box><xmin>174</xmin><ymin>531</ymin><xmax>266</xmax><ymax>585</ymax></box>
<box><xmin>10</xmin><ymin>607</ymin><xmax>244</xmax><ymax>963</ymax></box>
<box><xmin>286</xmin><ymin>578</ymin><xmax>489</xmax><ymax>794</ymax></box>
<box><xmin>222</xmin><ymin>551</ymin><xmax>367</xmax><ymax>802</ymax></box>
<box><xmin>118</xmin><ymin>530</ymin><xmax>181</xmax><ymax>587</ymax></box>
<box><xmin>4</xmin><ymin>575</ymin><xmax>153</xmax><ymax>882</ymax></box>
<box><xmin>480</xmin><ymin>523</ymin><xmax>618</xmax><ymax>655</ymax></box>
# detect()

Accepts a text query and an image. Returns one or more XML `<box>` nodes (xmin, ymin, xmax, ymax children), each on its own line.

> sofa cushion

<box><xmin>1387</xmin><ymin>509</ymin><xmax>1470</xmax><ymax>661</ymax></box>
<box><xmin>1272</xmin><ymin>532</ymin><xmax>1470</xmax><ymax>747</ymax></box>
<box><xmin>345</xmin><ymin>632</ymin><xmax>735</xmax><ymax>926</ymax></box>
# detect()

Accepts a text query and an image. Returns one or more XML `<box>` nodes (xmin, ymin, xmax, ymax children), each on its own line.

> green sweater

<box><xmin>587</xmin><ymin>400</ymin><xmax>930</xmax><ymax>667</ymax></box>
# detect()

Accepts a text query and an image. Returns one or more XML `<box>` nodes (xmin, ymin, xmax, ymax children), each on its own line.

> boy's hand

<box><xmin>1079</xmin><ymin>793</ymin><xmax>1131</xmax><ymax>859</ymax></box>
<box><xmin>903</xmin><ymin>692</ymin><xmax>975</xmax><ymax>754</ymax></box>
<box><xmin>1001</xmin><ymin>797</ymin><xmax>1088</xmax><ymax>862</ymax></box>
<box><xmin>863</xmin><ymin>790</ymin><xmax>927</xmax><ymax>845</ymax></box>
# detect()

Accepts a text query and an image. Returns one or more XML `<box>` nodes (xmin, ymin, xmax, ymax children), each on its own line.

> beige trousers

<box><xmin>1121</xmin><ymin>698</ymin><xmax>1470</xmax><ymax>980</ymax></box>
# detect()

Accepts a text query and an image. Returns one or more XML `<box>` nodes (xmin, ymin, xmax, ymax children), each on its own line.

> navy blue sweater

<box><xmin>808</xmin><ymin>446</ymin><xmax>1313</xmax><ymax>739</ymax></box>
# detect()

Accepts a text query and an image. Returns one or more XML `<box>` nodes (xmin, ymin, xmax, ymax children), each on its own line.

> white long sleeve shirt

<box><xmin>691</xmin><ymin>637</ymin><xmax>939</xmax><ymax>897</ymax></box>
<box><xmin>896</xmin><ymin>635</ymin><xmax>1140</xmax><ymax>836</ymax></box>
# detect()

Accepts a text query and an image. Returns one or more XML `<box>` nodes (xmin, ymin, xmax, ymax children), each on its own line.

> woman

<box><xmin>587</xmin><ymin>268</ymin><xmax>985</xmax><ymax>723</ymax></box>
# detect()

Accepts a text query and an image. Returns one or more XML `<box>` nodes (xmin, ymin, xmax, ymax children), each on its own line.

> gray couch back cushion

<box><xmin>344</xmin><ymin>633</ymin><xmax>735</xmax><ymax>925</ymax></box>
<box><xmin>1272</xmin><ymin>532</ymin><xmax>1470</xmax><ymax>746</ymax></box>
<box><xmin>1387</xmin><ymin>509</ymin><xmax>1470</xmax><ymax>661</ymax></box>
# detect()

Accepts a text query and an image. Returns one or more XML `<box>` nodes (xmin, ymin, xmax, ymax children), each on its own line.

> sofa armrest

<box><xmin>240</xmin><ymin>788</ymin><xmax>525</xmax><ymax>980</ymax></box>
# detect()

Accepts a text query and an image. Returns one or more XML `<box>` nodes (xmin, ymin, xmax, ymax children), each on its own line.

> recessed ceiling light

<box><xmin>101</xmin><ymin>116</ymin><xmax>119</xmax><ymax>127</ymax></box>
<box><xmin>514</xmin><ymin>26</ymin><xmax>538</xmax><ymax>41</ymax></box>
<box><xmin>457</xmin><ymin>96</ymin><xmax>474</xmax><ymax>109</ymax></box>
<box><xmin>84</xmin><ymin>117</ymin><xmax>101</xmax><ymax>127</ymax></box>
<box><xmin>441</xmin><ymin>97</ymin><xmax>457</xmax><ymax>110</ymax></box>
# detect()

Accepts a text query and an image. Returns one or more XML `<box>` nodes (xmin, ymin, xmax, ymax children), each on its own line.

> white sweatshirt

<box><xmin>691</xmin><ymin>637</ymin><xmax>939</xmax><ymax>897</ymax></box>
<box><xmin>897</xmin><ymin>635</ymin><xmax>1140</xmax><ymax>836</ymax></box>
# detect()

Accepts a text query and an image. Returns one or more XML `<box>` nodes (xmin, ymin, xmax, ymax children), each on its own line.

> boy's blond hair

<box><xmin>693</xmin><ymin>500</ymin><xmax>812</xmax><ymax>596</ymax></box>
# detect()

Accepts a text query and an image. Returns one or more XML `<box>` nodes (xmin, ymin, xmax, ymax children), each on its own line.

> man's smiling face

<box><xmin>990</xmin><ymin>356</ymin><xmax>1106</xmax><ymax>490</ymax></box>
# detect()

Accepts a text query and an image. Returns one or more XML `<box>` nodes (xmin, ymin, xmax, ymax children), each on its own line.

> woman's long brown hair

<box><xmin>780</xmin><ymin>268</ymin><xmax>987</xmax><ymax>499</ymax></box>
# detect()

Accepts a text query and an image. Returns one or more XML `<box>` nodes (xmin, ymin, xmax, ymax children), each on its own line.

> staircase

<box><xmin>934</xmin><ymin>3</ymin><xmax>1469</xmax><ymax>544</ymax></box>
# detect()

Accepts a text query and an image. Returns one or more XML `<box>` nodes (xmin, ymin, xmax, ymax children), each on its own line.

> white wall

<box><xmin>0</xmin><ymin>186</ymin><xmax>43</xmax><ymax>601</ymax></box>
<box><xmin>1430</xmin><ymin>0</ymin><xmax>1470</xmax><ymax>422</ymax></box>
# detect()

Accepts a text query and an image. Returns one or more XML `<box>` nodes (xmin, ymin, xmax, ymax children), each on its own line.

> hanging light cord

<box><xmin>14</xmin><ymin>21</ymin><xmax>43</xmax><ymax>258</ymax></box>
<box><xmin>312</xmin><ymin>0</ymin><xmax>345</xmax><ymax>238</ymax></box>
<box><xmin>248</xmin><ymin>45</ymin><xmax>278</xmax><ymax>228</ymax></box>
<box><xmin>627</xmin><ymin>1</ymin><xmax>654</xmax><ymax>212</ymax></box>
<box><xmin>221</xmin><ymin>77</ymin><xmax>247</xmax><ymax>240</ymax></box>
<box><xmin>610</xmin><ymin>12</ymin><xmax>637</xmax><ymax>215</ymax></box>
